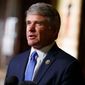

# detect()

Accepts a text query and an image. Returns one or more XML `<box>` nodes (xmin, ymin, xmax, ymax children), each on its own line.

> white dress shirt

<box><xmin>29</xmin><ymin>42</ymin><xmax>55</xmax><ymax>80</ymax></box>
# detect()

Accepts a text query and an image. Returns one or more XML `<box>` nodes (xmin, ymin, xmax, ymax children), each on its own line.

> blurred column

<box><xmin>0</xmin><ymin>0</ymin><xmax>7</xmax><ymax>69</ymax></box>
<box><xmin>1</xmin><ymin>0</ymin><xmax>21</xmax><ymax>68</ymax></box>
<box><xmin>56</xmin><ymin>0</ymin><xmax>82</xmax><ymax>58</ymax></box>
<box><xmin>78</xmin><ymin>0</ymin><xmax>85</xmax><ymax>79</ymax></box>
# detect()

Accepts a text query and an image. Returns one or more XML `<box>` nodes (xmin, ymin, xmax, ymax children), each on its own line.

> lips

<box><xmin>28</xmin><ymin>34</ymin><xmax>36</xmax><ymax>39</ymax></box>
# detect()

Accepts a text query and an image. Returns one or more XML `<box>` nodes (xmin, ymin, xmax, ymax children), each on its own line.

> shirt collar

<box><xmin>30</xmin><ymin>42</ymin><xmax>55</xmax><ymax>60</ymax></box>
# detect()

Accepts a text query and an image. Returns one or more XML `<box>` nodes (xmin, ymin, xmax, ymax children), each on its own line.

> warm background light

<box><xmin>56</xmin><ymin>0</ymin><xmax>82</xmax><ymax>58</ymax></box>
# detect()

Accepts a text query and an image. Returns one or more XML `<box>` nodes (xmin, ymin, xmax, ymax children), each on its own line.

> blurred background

<box><xmin>0</xmin><ymin>0</ymin><xmax>85</xmax><ymax>84</ymax></box>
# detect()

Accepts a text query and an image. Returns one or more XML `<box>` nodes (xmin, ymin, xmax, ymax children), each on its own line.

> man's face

<box><xmin>26</xmin><ymin>14</ymin><xmax>56</xmax><ymax>49</ymax></box>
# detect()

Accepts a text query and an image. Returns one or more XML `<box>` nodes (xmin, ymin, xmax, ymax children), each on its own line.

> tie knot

<box><xmin>31</xmin><ymin>51</ymin><xmax>38</xmax><ymax>61</ymax></box>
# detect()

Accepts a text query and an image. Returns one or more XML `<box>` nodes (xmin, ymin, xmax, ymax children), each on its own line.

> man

<box><xmin>5</xmin><ymin>3</ymin><xmax>85</xmax><ymax>85</ymax></box>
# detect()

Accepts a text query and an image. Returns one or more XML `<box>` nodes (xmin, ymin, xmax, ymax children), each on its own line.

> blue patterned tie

<box><xmin>25</xmin><ymin>51</ymin><xmax>38</xmax><ymax>81</ymax></box>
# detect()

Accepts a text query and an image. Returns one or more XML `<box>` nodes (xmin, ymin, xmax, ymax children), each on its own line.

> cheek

<box><xmin>36</xmin><ymin>27</ymin><xmax>51</xmax><ymax>41</ymax></box>
<box><xmin>43</xmin><ymin>32</ymin><xmax>54</xmax><ymax>41</ymax></box>
<box><xmin>39</xmin><ymin>31</ymin><xmax>48</xmax><ymax>40</ymax></box>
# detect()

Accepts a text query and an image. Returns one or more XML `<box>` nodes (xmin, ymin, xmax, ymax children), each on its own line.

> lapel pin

<box><xmin>45</xmin><ymin>59</ymin><xmax>50</xmax><ymax>65</ymax></box>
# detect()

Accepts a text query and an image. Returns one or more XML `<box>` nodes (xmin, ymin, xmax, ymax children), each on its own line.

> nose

<box><xmin>27</xmin><ymin>23</ymin><xmax>35</xmax><ymax>32</ymax></box>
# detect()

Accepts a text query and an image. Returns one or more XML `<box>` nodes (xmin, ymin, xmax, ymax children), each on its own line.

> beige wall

<box><xmin>56</xmin><ymin>0</ymin><xmax>82</xmax><ymax>58</ymax></box>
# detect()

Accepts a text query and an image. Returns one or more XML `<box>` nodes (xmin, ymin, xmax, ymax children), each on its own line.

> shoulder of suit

<box><xmin>10</xmin><ymin>50</ymin><xmax>30</xmax><ymax>62</ymax></box>
<box><xmin>55</xmin><ymin>47</ymin><xmax>79</xmax><ymax>63</ymax></box>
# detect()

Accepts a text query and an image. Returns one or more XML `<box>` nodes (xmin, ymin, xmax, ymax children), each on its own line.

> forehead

<box><xmin>26</xmin><ymin>14</ymin><xmax>49</xmax><ymax>21</ymax></box>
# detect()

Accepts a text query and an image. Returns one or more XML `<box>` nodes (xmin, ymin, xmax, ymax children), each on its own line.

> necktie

<box><xmin>25</xmin><ymin>51</ymin><xmax>38</xmax><ymax>81</ymax></box>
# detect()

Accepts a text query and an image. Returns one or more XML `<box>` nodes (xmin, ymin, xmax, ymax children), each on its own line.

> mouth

<box><xmin>28</xmin><ymin>35</ymin><xmax>36</xmax><ymax>40</ymax></box>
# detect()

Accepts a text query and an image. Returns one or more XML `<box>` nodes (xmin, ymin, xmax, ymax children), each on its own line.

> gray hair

<box><xmin>26</xmin><ymin>3</ymin><xmax>61</xmax><ymax>32</ymax></box>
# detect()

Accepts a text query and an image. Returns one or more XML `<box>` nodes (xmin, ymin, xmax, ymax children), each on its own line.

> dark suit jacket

<box><xmin>5</xmin><ymin>44</ymin><xmax>85</xmax><ymax>85</ymax></box>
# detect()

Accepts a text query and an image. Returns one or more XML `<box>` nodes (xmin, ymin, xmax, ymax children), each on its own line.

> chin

<box><xmin>28</xmin><ymin>42</ymin><xmax>37</xmax><ymax>46</ymax></box>
<box><xmin>28</xmin><ymin>43</ymin><xmax>41</xmax><ymax>49</ymax></box>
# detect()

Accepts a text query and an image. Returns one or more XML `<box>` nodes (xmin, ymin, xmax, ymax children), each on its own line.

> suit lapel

<box><xmin>33</xmin><ymin>44</ymin><xmax>59</xmax><ymax>84</ymax></box>
<box><xmin>19</xmin><ymin>50</ymin><xmax>31</xmax><ymax>81</ymax></box>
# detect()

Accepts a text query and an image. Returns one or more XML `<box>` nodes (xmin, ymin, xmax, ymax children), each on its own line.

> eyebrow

<box><xmin>26</xmin><ymin>19</ymin><xmax>49</xmax><ymax>25</ymax></box>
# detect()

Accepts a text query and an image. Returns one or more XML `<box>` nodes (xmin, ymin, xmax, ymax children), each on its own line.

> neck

<box><xmin>32</xmin><ymin>41</ymin><xmax>55</xmax><ymax>50</ymax></box>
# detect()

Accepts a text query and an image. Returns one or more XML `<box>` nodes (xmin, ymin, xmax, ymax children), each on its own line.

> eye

<box><xmin>35</xmin><ymin>21</ymin><xmax>43</xmax><ymax>26</ymax></box>
<box><xmin>26</xmin><ymin>21</ymin><xmax>31</xmax><ymax>25</ymax></box>
<box><xmin>36</xmin><ymin>21</ymin><xmax>48</xmax><ymax>27</ymax></box>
